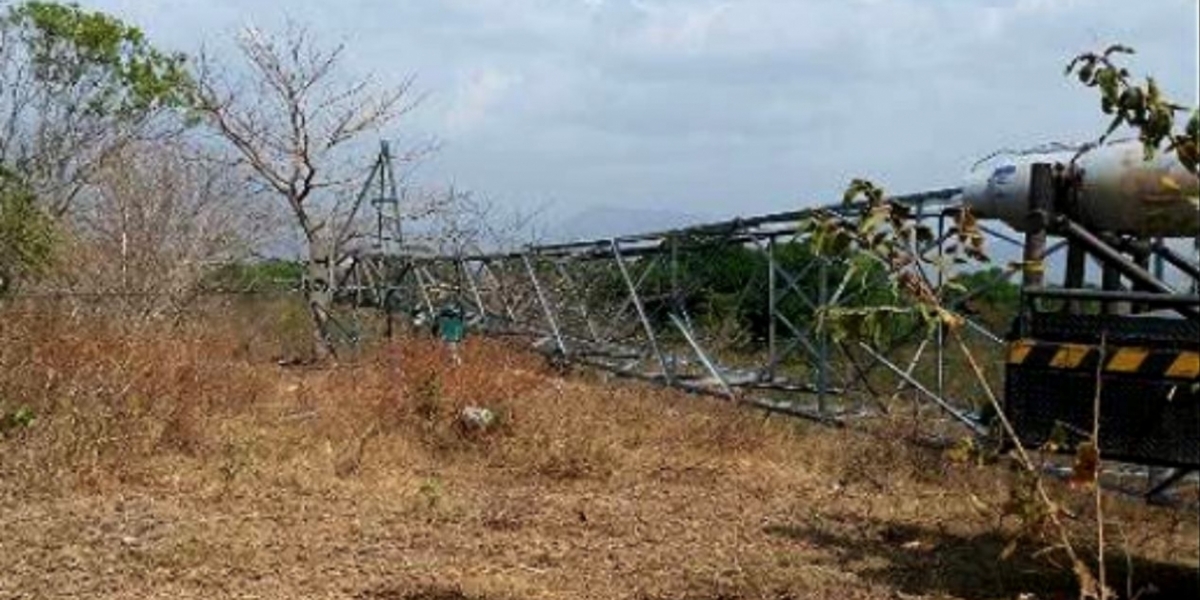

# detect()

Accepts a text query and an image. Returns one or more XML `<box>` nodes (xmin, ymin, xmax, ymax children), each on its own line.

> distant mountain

<box><xmin>552</xmin><ymin>205</ymin><xmax>708</xmax><ymax>243</ymax></box>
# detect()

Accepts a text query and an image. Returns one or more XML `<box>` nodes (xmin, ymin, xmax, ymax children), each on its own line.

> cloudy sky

<box><xmin>90</xmin><ymin>0</ymin><xmax>1197</xmax><ymax>226</ymax></box>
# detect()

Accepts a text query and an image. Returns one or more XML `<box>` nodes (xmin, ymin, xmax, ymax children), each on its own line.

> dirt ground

<box><xmin>0</xmin><ymin>316</ymin><xmax>1197</xmax><ymax>599</ymax></box>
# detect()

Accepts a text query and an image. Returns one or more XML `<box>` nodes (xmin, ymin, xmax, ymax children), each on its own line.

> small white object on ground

<box><xmin>458</xmin><ymin>406</ymin><xmax>495</xmax><ymax>431</ymax></box>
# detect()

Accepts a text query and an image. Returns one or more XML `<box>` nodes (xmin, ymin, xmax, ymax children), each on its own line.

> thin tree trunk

<box><xmin>306</xmin><ymin>247</ymin><xmax>337</xmax><ymax>361</ymax></box>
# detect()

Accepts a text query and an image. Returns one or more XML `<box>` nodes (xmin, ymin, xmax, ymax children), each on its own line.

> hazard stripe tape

<box><xmin>1007</xmin><ymin>340</ymin><xmax>1200</xmax><ymax>380</ymax></box>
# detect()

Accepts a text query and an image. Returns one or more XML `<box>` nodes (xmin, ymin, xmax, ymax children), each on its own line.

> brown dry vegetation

<box><xmin>1</xmin><ymin>305</ymin><xmax>1197</xmax><ymax>600</ymax></box>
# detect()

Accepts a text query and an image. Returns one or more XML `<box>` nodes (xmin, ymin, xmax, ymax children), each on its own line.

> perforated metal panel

<box><xmin>1005</xmin><ymin>314</ymin><xmax>1200</xmax><ymax>468</ymax></box>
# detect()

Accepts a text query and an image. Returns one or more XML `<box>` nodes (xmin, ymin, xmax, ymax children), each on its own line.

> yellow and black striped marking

<box><xmin>1008</xmin><ymin>340</ymin><xmax>1200</xmax><ymax>380</ymax></box>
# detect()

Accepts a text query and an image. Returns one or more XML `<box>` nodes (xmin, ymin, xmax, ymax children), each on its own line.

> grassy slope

<box><xmin>0</xmin><ymin>308</ymin><xmax>1196</xmax><ymax>599</ymax></box>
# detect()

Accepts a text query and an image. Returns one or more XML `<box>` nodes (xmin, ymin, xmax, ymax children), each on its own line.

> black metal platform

<box><xmin>1005</xmin><ymin>313</ymin><xmax>1200</xmax><ymax>468</ymax></box>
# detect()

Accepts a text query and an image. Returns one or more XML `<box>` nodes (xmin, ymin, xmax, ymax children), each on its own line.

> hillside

<box><xmin>1</xmin><ymin>309</ymin><xmax>1196</xmax><ymax>599</ymax></box>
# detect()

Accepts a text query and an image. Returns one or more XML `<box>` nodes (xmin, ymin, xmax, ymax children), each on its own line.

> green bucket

<box><xmin>436</xmin><ymin>305</ymin><xmax>466</xmax><ymax>343</ymax></box>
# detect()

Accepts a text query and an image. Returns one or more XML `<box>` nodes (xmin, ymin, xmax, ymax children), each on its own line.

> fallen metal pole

<box><xmin>611</xmin><ymin>239</ymin><xmax>674</xmax><ymax>383</ymax></box>
<box><xmin>858</xmin><ymin>342</ymin><xmax>987</xmax><ymax>435</ymax></box>
<box><xmin>669</xmin><ymin>313</ymin><xmax>734</xmax><ymax>398</ymax></box>
<box><xmin>522</xmin><ymin>253</ymin><xmax>568</xmax><ymax>357</ymax></box>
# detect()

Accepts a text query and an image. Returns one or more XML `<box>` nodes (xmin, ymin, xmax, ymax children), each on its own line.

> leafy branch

<box><xmin>812</xmin><ymin>174</ymin><xmax>1114</xmax><ymax>597</ymax></box>
<box><xmin>803</xmin><ymin>179</ymin><xmax>985</xmax><ymax>344</ymax></box>
<box><xmin>1067</xmin><ymin>44</ymin><xmax>1198</xmax><ymax>172</ymax></box>
<box><xmin>808</xmin><ymin>41</ymin><xmax>1196</xmax><ymax>599</ymax></box>
<box><xmin>0</xmin><ymin>166</ymin><xmax>56</xmax><ymax>296</ymax></box>
<box><xmin>5</xmin><ymin>1</ymin><xmax>191</xmax><ymax>115</ymax></box>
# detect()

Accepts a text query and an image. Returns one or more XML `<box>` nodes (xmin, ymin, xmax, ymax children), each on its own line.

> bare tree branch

<box><xmin>190</xmin><ymin>22</ymin><xmax>424</xmax><ymax>359</ymax></box>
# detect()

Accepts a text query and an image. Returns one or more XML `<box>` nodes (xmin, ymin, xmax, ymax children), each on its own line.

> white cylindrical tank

<box><xmin>961</xmin><ymin>139</ymin><xmax>1199</xmax><ymax>238</ymax></box>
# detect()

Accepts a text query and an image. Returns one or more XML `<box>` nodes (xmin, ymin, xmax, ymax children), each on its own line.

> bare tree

<box><xmin>415</xmin><ymin>189</ymin><xmax>547</xmax><ymax>258</ymax></box>
<box><xmin>190</xmin><ymin>24</ymin><xmax>423</xmax><ymax>358</ymax></box>
<box><xmin>52</xmin><ymin>138</ymin><xmax>277</xmax><ymax>317</ymax></box>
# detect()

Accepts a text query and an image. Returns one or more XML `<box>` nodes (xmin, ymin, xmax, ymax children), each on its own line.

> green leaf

<box><xmin>0</xmin><ymin>167</ymin><xmax>56</xmax><ymax>294</ymax></box>
<box><xmin>1</xmin><ymin>405</ymin><xmax>37</xmax><ymax>434</ymax></box>
<box><xmin>843</xmin><ymin>178</ymin><xmax>884</xmax><ymax>207</ymax></box>
<box><xmin>4</xmin><ymin>1</ymin><xmax>193</xmax><ymax>115</ymax></box>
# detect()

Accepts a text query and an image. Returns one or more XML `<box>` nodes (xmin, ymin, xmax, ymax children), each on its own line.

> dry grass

<box><xmin>0</xmin><ymin>305</ymin><xmax>1197</xmax><ymax>599</ymax></box>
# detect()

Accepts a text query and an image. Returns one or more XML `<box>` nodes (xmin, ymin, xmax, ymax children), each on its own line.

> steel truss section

<box><xmin>333</xmin><ymin>154</ymin><xmax>1199</xmax><ymax>500</ymax></box>
<box><xmin>343</xmin><ymin>188</ymin><xmax>1028</xmax><ymax>427</ymax></box>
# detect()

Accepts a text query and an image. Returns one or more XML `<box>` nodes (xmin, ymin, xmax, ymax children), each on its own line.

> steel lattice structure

<box><xmin>340</xmin><ymin>189</ymin><xmax>1019</xmax><ymax>426</ymax></box>
<box><xmin>330</xmin><ymin>145</ymin><xmax>1200</xmax><ymax>500</ymax></box>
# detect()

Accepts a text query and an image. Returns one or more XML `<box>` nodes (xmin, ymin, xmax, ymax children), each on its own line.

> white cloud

<box><xmin>631</xmin><ymin>1</ymin><xmax>728</xmax><ymax>53</ymax></box>
<box><xmin>83</xmin><ymin>0</ymin><xmax>1197</xmax><ymax>221</ymax></box>
<box><xmin>445</xmin><ymin>67</ymin><xmax>519</xmax><ymax>133</ymax></box>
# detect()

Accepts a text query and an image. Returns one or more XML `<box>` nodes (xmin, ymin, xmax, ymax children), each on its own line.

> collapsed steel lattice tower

<box><xmin>336</xmin><ymin>139</ymin><xmax>1200</xmax><ymax>500</ymax></box>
